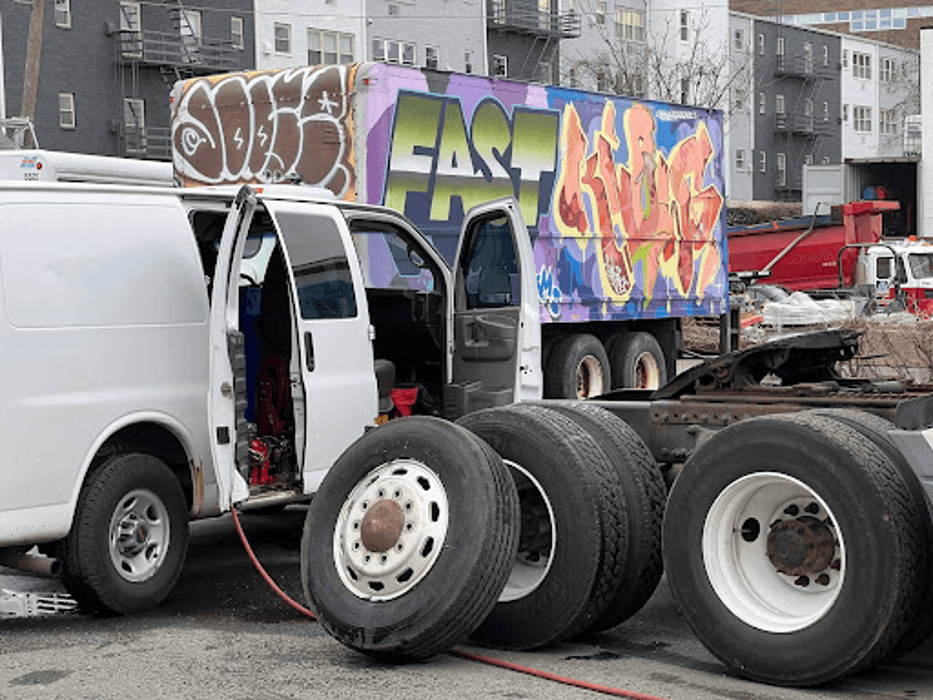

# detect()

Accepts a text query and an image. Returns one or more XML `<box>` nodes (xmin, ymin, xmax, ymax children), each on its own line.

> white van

<box><xmin>0</xmin><ymin>180</ymin><xmax>538</xmax><ymax>614</ymax></box>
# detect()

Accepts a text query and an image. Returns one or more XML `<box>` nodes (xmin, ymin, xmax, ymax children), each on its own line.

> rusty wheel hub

<box><xmin>359</xmin><ymin>499</ymin><xmax>405</xmax><ymax>553</ymax></box>
<box><xmin>766</xmin><ymin>515</ymin><xmax>835</xmax><ymax>577</ymax></box>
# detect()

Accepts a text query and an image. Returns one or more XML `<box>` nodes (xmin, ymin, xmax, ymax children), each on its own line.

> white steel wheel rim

<box><xmin>499</xmin><ymin>461</ymin><xmax>556</xmax><ymax>602</ymax></box>
<box><xmin>575</xmin><ymin>355</ymin><xmax>604</xmax><ymax>398</ymax></box>
<box><xmin>334</xmin><ymin>459</ymin><xmax>449</xmax><ymax>601</ymax></box>
<box><xmin>108</xmin><ymin>488</ymin><xmax>171</xmax><ymax>583</ymax></box>
<box><xmin>702</xmin><ymin>472</ymin><xmax>845</xmax><ymax>633</ymax></box>
<box><xmin>633</xmin><ymin>351</ymin><xmax>661</xmax><ymax>389</ymax></box>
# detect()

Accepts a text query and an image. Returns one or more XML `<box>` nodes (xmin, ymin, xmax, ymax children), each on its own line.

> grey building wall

<box><xmin>752</xmin><ymin>21</ymin><xmax>842</xmax><ymax>201</ymax></box>
<box><xmin>2</xmin><ymin>1</ymin><xmax>253</xmax><ymax>158</ymax></box>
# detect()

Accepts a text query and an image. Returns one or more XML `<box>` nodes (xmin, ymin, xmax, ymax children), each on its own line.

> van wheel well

<box><xmin>89</xmin><ymin>424</ymin><xmax>194</xmax><ymax>512</ymax></box>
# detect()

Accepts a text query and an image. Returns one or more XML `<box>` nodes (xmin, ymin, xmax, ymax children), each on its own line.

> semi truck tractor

<box><xmin>170</xmin><ymin>62</ymin><xmax>730</xmax><ymax>395</ymax></box>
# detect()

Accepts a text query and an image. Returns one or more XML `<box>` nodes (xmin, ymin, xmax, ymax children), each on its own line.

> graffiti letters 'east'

<box><xmin>172</xmin><ymin>65</ymin><xmax>355</xmax><ymax>195</ymax></box>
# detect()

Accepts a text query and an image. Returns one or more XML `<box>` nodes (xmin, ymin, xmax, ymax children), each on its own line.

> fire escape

<box><xmin>486</xmin><ymin>0</ymin><xmax>581</xmax><ymax>82</ymax></box>
<box><xmin>772</xmin><ymin>48</ymin><xmax>832</xmax><ymax>200</ymax></box>
<box><xmin>111</xmin><ymin>0</ymin><xmax>242</xmax><ymax>160</ymax></box>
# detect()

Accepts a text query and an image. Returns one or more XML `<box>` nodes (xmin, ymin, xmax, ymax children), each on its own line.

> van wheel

<box><xmin>62</xmin><ymin>454</ymin><xmax>189</xmax><ymax>615</ymax></box>
<box><xmin>457</xmin><ymin>404</ymin><xmax>618</xmax><ymax>649</ymax></box>
<box><xmin>544</xmin><ymin>334</ymin><xmax>610</xmax><ymax>399</ymax></box>
<box><xmin>664</xmin><ymin>414</ymin><xmax>924</xmax><ymax>686</ymax></box>
<box><xmin>545</xmin><ymin>403</ymin><xmax>666</xmax><ymax>633</ymax></box>
<box><xmin>300</xmin><ymin>417</ymin><xmax>519</xmax><ymax>662</ymax></box>
<box><xmin>610</xmin><ymin>332</ymin><xmax>666</xmax><ymax>390</ymax></box>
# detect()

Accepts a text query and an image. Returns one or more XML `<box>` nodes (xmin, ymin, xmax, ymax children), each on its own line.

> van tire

<box><xmin>610</xmin><ymin>332</ymin><xmax>666</xmax><ymax>390</ymax></box>
<box><xmin>457</xmin><ymin>405</ymin><xmax>614</xmax><ymax>649</ymax></box>
<box><xmin>62</xmin><ymin>454</ymin><xmax>190</xmax><ymax>615</ymax></box>
<box><xmin>544</xmin><ymin>334</ymin><xmax>610</xmax><ymax>399</ymax></box>
<box><xmin>545</xmin><ymin>403</ymin><xmax>666</xmax><ymax>633</ymax></box>
<box><xmin>664</xmin><ymin>414</ymin><xmax>924</xmax><ymax>686</ymax></box>
<box><xmin>300</xmin><ymin>417</ymin><xmax>519</xmax><ymax>662</ymax></box>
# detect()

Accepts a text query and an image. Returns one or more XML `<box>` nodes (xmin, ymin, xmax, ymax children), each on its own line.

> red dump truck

<box><xmin>170</xmin><ymin>62</ymin><xmax>729</xmax><ymax>395</ymax></box>
<box><xmin>729</xmin><ymin>200</ymin><xmax>933</xmax><ymax>316</ymax></box>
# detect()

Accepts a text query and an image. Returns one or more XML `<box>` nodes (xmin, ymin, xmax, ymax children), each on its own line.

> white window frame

<box><xmin>734</xmin><ymin>87</ymin><xmax>745</xmax><ymax>110</ymax></box>
<box><xmin>853</xmin><ymin>52</ymin><xmax>871</xmax><ymax>80</ymax></box>
<box><xmin>615</xmin><ymin>7</ymin><xmax>645</xmax><ymax>41</ymax></box>
<box><xmin>59</xmin><ymin>92</ymin><xmax>76</xmax><ymax>129</ymax></box>
<box><xmin>596</xmin><ymin>1</ymin><xmax>607</xmax><ymax>25</ymax></box>
<box><xmin>776</xmin><ymin>94</ymin><xmax>785</xmax><ymax>114</ymax></box>
<box><xmin>759</xmin><ymin>92</ymin><xmax>766</xmax><ymax>115</ymax></box>
<box><xmin>119</xmin><ymin>1</ymin><xmax>142</xmax><ymax>58</ymax></box>
<box><xmin>231</xmin><ymin>17</ymin><xmax>244</xmax><ymax>50</ymax></box>
<box><xmin>680</xmin><ymin>10</ymin><xmax>689</xmax><ymax>41</ymax></box>
<box><xmin>758</xmin><ymin>33</ymin><xmax>764</xmax><ymax>55</ymax></box>
<box><xmin>274</xmin><ymin>23</ymin><xmax>292</xmax><ymax>54</ymax></box>
<box><xmin>309</xmin><ymin>29</ymin><xmax>355</xmax><ymax>65</ymax></box>
<box><xmin>823</xmin><ymin>101</ymin><xmax>829</xmax><ymax>122</ymax></box>
<box><xmin>776</xmin><ymin>36</ymin><xmax>784</xmax><ymax>56</ymax></box>
<box><xmin>425</xmin><ymin>45</ymin><xmax>439</xmax><ymax>70</ymax></box>
<box><xmin>881</xmin><ymin>57</ymin><xmax>896</xmax><ymax>83</ymax></box>
<box><xmin>180</xmin><ymin>9</ymin><xmax>202</xmax><ymax>56</ymax></box>
<box><xmin>823</xmin><ymin>45</ymin><xmax>829</xmax><ymax>67</ymax></box>
<box><xmin>880</xmin><ymin>108</ymin><xmax>897</xmax><ymax>135</ymax></box>
<box><xmin>843</xmin><ymin>50</ymin><xmax>848</xmax><ymax>68</ymax></box>
<box><xmin>843</xmin><ymin>103</ymin><xmax>849</xmax><ymax>122</ymax></box>
<box><xmin>464</xmin><ymin>50</ymin><xmax>473</xmax><ymax>74</ymax></box>
<box><xmin>777</xmin><ymin>152</ymin><xmax>786</xmax><ymax>186</ymax></box>
<box><xmin>759</xmin><ymin>150</ymin><xmax>767</xmax><ymax>173</ymax></box>
<box><xmin>804</xmin><ymin>42</ymin><xmax>813</xmax><ymax>72</ymax></box>
<box><xmin>734</xmin><ymin>28</ymin><xmax>744</xmax><ymax>50</ymax></box>
<box><xmin>854</xmin><ymin>105</ymin><xmax>872</xmax><ymax>132</ymax></box>
<box><xmin>736</xmin><ymin>149</ymin><xmax>746</xmax><ymax>171</ymax></box>
<box><xmin>493</xmin><ymin>54</ymin><xmax>508</xmax><ymax>77</ymax></box>
<box><xmin>55</xmin><ymin>0</ymin><xmax>71</xmax><ymax>28</ymax></box>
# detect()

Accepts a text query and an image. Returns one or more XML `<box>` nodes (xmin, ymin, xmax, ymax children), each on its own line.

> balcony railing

<box><xmin>114</xmin><ymin>29</ymin><xmax>241</xmax><ymax>73</ymax></box>
<box><xmin>775</xmin><ymin>113</ymin><xmax>835</xmax><ymax>135</ymax></box>
<box><xmin>121</xmin><ymin>125</ymin><xmax>172</xmax><ymax>161</ymax></box>
<box><xmin>487</xmin><ymin>1</ymin><xmax>581</xmax><ymax>38</ymax></box>
<box><xmin>774</xmin><ymin>55</ymin><xmax>831</xmax><ymax>80</ymax></box>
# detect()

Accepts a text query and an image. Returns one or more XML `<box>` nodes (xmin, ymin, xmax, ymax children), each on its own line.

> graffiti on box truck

<box><xmin>172</xmin><ymin>63</ymin><xmax>726</xmax><ymax>323</ymax></box>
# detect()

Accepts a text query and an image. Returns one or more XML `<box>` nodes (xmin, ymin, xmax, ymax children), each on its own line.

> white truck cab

<box><xmin>0</xmin><ymin>179</ymin><xmax>538</xmax><ymax>614</ymax></box>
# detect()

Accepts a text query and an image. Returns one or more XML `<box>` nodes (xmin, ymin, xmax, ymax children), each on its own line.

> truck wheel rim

<box><xmin>108</xmin><ymin>489</ymin><xmax>170</xmax><ymax>583</ymax></box>
<box><xmin>498</xmin><ymin>461</ymin><xmax>556</xmax><ymax>602</ymax></box>
<box><xmin>702</xmin><ymin>472</ymin><xmax>845</xmax><ymax>633</ymax></box>
<box><xmin>633</xmin><ymin>352</ymin><xmax>661</xmax><ymax>389</ymax></box>
<box><xmin>575</xmin><ymin>356</ymin><xmax>604</xmax><ymax>398</ymax></box>
<box><xmin>334</xmin><ymin>459</ymin><xmax>449</xmax><ymax>601</ymax></box>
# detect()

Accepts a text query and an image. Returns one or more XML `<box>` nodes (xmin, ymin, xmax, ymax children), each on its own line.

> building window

<box><xmin>680</xmin><ymin>77</ymin><xmax>689</xmax><ymax>104</ymax></box>
<box><xmin>615</xmin><ymin>7</ymin><xmax>645</xmax><ymax>41</ymax></box>
<box><xmin>736</xmin><ymin>149</ymin><xmax>746</xmax><ymax>171</ymax></box>
<box><xmin>759</xmin><ymin>150</ymin><xmax>767</xmax><ymax>172</ymax></box>
<box><xmin>843</xmin><ymin>50</ymin><xmax>848</xmax><ymax>69</ymax></box>
<box><xmin>759</xmin><ymin>92</ymin><xmax>765</xmax><ymax>114</ymax></box>
<box><xmin>119</xmin><ymin>1</ymin><xmax>142</xmax><ymax>57</ymax></box>
<box><xmin>777</xmin><ymin>152</ymin><xmax>786</xmax><ymax>186</ymax></box>
<box><xmin>680</xmin><ymin>10</ymin><xmax>689</xmax><ymax>41</ymax></box>
<box><xmin>59</xmin><ymin>93</ymin><xmax>76</xmax><ymax>129</ymax></box>
<box><xmin>804</xmin><ymin>42</ymin><xmax>813</xmax><ymax>72</ymax></box>
<box><xmin>425</xmin><ymin>45</ymin><xmax>439</xmax><ymax>70</ymax></box>
<box><xmin>124</xmin><ymin>97</ymin><xmax>146</xmax><ymax>155</ymax></box>
<box><xmin>881</xmin><ymin>57</ymin><xmax>896</xmax><ymax>83</ymax></box>
<box><xmin>274</xmin><ymin>23</ymin><xmax>292</xmax><ymax>54</ymax></box>
<box><xmin>734</xmin><ymin>28</ymin><xmax>744</xmax><ymax>50</ymax></box>
<box><xmin>180</xmin><ymin>9</ymin><xmax>201</xmax><ymax>59</ymax></box>
<box><xmin>854</xmin><ymin>105</ymin><xmax>872</xmax><ymax>132</ymax></box>
<box><xmin>309</xmin><ymin>30</ymin><xmax>354</xmax><ymax>65</ymax></box>
<box><xmin>758</xmin><ymin>33</ymin><xmax>764</xmax><ymax>55</ymax></box>
<box><xmin>372</xmin><ymin>39</ymin><xmax>415</xmax><ymax>65</ymax></box>
<box><xmin>55</xmin><ymin>0</ymin><xmax>71</xmax><ymax>28</ymax></box>
<box><xmin>843</xmin><ymin>103</ymin><xmax>848</xmax><ymax>122</ymax></box>
<box><xmin>465</xmin><ymin>50</ymin><xmax>473</xmax><ymax>74</ymax></box>
<box><xmin>776</xmin><ymin>94</ymin><xmax>785</xmax><ymax>114</ymax></box>
<box><xmin>823</xmin><ymin>101</ymin><xmax>829</xmax><ymax>121</ymax></box>
<box><xmin>231</xmin><ymin>17</ymin><xmax>244</xmax><ymax>50</ymax></box>
<box><xmin>822</xmin><ymin>156</ymin><xmax>830</xmax><ymax>164</ymax></box>
<box><xmin>402</xmin><ymin>42</ymin><xmax>416</xmax><ymax>66</ymax></box>
<box><xmin>776</xmin><ymin>36</ymin><xmax>784</xmax><ymax>56</ymax></box>
<box><xmin>805</xmin><ymin>154</ymin><xmax>813</xmax><ymax>165</ymax></box>
<box><xmin>823</xmin><ymin>45</ymin><xmax>829</xmax><ymax>67</ymax></box>
<box><xmin>734</xmin><ymin>87</ymin><xmax>745</xmax><ymax>110</ymax></box>
<box><xmin>493</xmin><ymin>54</ymin><xmax>508</xmax><ymax>77</ymax></box>
<box><xmin>596</xmin><ymin>1</ymin><xmax>607</xmax><ymax>25</ymax></box>
<box><xmin>880</xmin><ymin>108</ymin><xmax>897</xmax><ymax>135</ymax></box>
<box><xmin>853</xmin><ymin>52</ymin><xmax>871</xmax><ymax>80</ymax></box>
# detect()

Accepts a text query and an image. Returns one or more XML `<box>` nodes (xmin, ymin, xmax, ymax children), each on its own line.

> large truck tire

<box><xmin>544</xmin><ymin>333</ymin><xmax>610</xmax><ymax>399</ymax></box>
<box><xmin>300</xmin><ymin>417</ymin><xmax>519</xmax><ymax>662</ymax></box>
<box><xmin>805</xmin><ymin>408</ymin><xmax>933</xmax><ymax>657</ymax></box>
<box><xmin>457</xmin><ymin>404</ymin><xmax>625</xmax><ymax>648</ymax></box>
<box><xmin>663</xmin><ymin>413</ymin><xmax>925</xmax><ymax>686</ymax></box>
<box><xmin>608</xmin><ymin>332</ymin><xmax>667</xmax><ymax>390</ymax></box>
<box><xmin>61</xmin><ymin>454</ymin><xmax>190</xmax><ymax>615</ymax></box>
<box><xmin>545</xmin><ymin>403</ymin><xmax>666</xmax><ymax>632</ymax></box>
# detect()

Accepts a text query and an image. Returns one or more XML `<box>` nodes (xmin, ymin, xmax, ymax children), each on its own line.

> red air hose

<box><xmin>231</xmin><ymin>508</ymin><xmax>667</xmax><ymax>700</ymax></box>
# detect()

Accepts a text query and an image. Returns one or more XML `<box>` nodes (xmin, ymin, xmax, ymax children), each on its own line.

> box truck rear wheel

<box><xmin>663</xmin><ymin>414</ymin><xmax>924</xmax><ymax>686</ymax></box>
<box><xmin>457</xmin><ymin>404</ymin><xmax>623</xmax><ymax>648</ymax></box>
<box><xmin>61</xmin><ymin>454</ymin><xmax>189</xmax><ymax>615</ymax></box>
<box><xmin>609</xmin><ymin>332</ymin><xmax>666</xmax><ymax>390</ymax></box>
<box><xmin>300</xmin><ymin>417</ymin><xmax>519</xmax><ymax>662</ymax></box>
<box><xmin>544</xmin><ymin>333</ymin><xmax>610</xmax><ymax>399</ymax></box>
